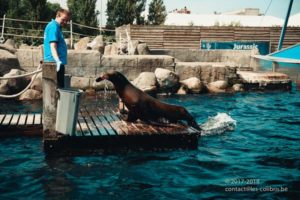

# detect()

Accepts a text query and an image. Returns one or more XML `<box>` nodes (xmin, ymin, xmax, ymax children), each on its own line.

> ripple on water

<box><xmin>256</xmin><ymin>156</ymin><xmax>300</xmax><ymax>169</ymax></box>
<box><xmin>0</xmin><ymin>88</ymin><xmax>300</xmax><ymax>199</ymax></box>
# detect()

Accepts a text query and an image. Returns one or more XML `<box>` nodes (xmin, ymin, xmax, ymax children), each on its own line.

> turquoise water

<box><xmin>0</xmin><ymin>88</ymin><xmax>300</xmax><ymax>199</ymax></box>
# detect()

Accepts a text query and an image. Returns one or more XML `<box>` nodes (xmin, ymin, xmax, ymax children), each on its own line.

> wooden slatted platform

<box><xmin>0</xmin><ymin>113</ymin><xmax>43</xmax><ymax>137</ymax></box>
<box><xmin>0</xmin><ymin>104</ymin><xmax>200</xmax><ymax>154</ymax></box>
<box><xmin>44</xmin><ymin>103</ymin><xmax>200</xmax><ymax>156</ymax></box>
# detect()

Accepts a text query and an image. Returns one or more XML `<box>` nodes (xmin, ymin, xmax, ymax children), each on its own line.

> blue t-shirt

<box><xmin>43</xmin><ymin>19</ymin><xmax>68</xmax><ymax>64</ymax></box>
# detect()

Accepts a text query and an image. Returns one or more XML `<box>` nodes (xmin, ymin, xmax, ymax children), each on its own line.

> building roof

<box><xmin>165</xmin><ymin>13</ymin><xmax>283</xmax><ymax>27</ymax></box>
<box><xmin>288</xmin><ymin>13</ymin><xmax>300</xmax><ymax>26</ymax></box>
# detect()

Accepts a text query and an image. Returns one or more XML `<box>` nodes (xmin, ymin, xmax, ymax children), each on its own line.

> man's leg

<box><xmin>57</xmin><ymin>65</ymin><xmax>65</xmax><ymax>88</ymax></box>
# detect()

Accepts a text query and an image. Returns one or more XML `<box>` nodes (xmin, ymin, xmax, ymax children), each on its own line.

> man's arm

<box><xmin>50</xmin><ymin>42</ymin><xmax>62</xmax><ymax>71</ymax></box>
<box><xmin>50</xmin><ymin>42</ymin><xmax>60</xmax><ymax>61</ymax></box>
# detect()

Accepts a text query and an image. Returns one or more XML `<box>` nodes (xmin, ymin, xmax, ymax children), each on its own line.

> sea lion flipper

<box><xmin>120</xmin><ymin>111</ymin><xmax>138</xmax><ymax>122</ymax></box>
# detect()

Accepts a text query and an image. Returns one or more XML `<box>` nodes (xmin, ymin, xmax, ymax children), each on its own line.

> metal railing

<box><xmin>0</xmin><ymin>15</ymin><xmax>115</xmax><ymax>46</ymax></box>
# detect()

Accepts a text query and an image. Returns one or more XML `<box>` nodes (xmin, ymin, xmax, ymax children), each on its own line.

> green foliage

<box><xmin>0</xmin><ymin>0</ymin><xmax>61</xmax><ymax>45</ymax></box>
<box><xmin>0</xmin><ymin>0</ymin><xmax>9</xmax><ymax>17</ymax></box>
<box><xmin>67</xmin><ymin>0</ymin><xmax>99</xmax><ymax>35</ymax></box>
<box><xmin>148</xmin><ymin>0</ymin><xmax>167</xmax><ymax>25</ymax></box>
<box><xmin>106</xmin><ymin>0</ymin><xmax>146</xmax><ymax>30</ymax></box>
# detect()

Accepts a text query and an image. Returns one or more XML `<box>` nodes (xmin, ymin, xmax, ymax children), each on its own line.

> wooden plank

<box><xmin>85</xmin><ymin>108</ymin><xmax>109</xmax><ymax>136</ymax></box>
<box><xmin>102</xmin><ymin>111</ymin><xmax>126</xmax><ymax>135</ymax></box>
<box><xmin>78</xmin><ymin>112</ymin><xmax>92</xmax><ymax>136</ymax></box>
<box><xmin>0</xmin><ymin>114</ymin><xmax>6</xmax><ymax>124</ymax></box>
<box><xmin>34</xmin><ymin>113</ymin><xmax>42</xmax><ymax>125</ymax></box>
<box><xmin>26</xmin><ymin>114</ymin><xmax>34</xmax><ymax>125</ymax></box>
<box><xmin>91</xmin><ymin>115</ymin><xmax>109</xmax><ymax>136</ymax></box>
<box><xmin>108</xmin><ymin>112</ymin><xmax>129</xmax><ymax>135</ymax></box>
<box><xmin>18</xmin><ymin>114</ymin><xmax>27</xmax><ymax>126</ymax></box>
<box><xmin>81</xmin><ymin>109</ymin><xmax>101</xmax><ymax>136</ymax></box>
<box><xmin>10</xmin><ymin>114</ymin><xmax>20</xmax><ymax>126</ymax></box>
<box><xmin>2</xmin><ymin>114</ymin><xmax>13</xmax><ymax>126</ymax></box>
<box><xmin>75</xmin><ymin>120</ymin><xmax>84</xmax><ymax>136</ymax></box>
<box><xmin>111</xmin><ymin>112</ymin><xmax>140</xmax><ymax>135</ymax></box>
<box><xmin>95</xmin><ymin>110</ymin><xmax>117</xmax><ymax>136</ymax></box>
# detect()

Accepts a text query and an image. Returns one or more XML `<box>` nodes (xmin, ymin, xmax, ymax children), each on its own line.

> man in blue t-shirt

<box><xmin>44</xmin><ymin>9</ymin><xmax>71</xmax><ymax>88</ymax></box>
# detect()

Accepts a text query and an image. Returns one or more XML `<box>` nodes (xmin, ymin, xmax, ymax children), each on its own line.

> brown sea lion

<box><xmin>96</xmin><ymin>71</ymin><xmax>201</xmax><ymax>130</ymax></box>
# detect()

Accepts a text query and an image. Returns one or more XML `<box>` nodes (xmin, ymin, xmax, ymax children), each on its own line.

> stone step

<box><xmin>237</xmin><ymin>71</ymin><xmax>292</xmax><ymax>90</ymax></box>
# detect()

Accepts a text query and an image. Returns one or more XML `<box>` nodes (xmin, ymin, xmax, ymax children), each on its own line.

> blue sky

<box><xmin>50</xmin><ymin>0</ymin><xmax>300</xmax><ymax>25</ymax></box>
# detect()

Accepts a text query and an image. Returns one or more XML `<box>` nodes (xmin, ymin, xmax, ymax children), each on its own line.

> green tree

<box><xmin>42</xmin><ymin>2</ymin><xmax>61</xmax><ymax>21</ymax></box>
<box><xmin>148</xmin><ymin>0</ymin><xmax>167</xmax><ymax>25</ymax></box>
<box><xmin>27</xmin><ymin>0</ymin><xmax>47</xmax><ymax>21</ymax></box>
<box><xmin>1</xmin><ymin>0</ymin><xmax>61</xmax><ymax>45</ymax></box>
<box><xmin>106</xmin><ymin>0</ymin><xmax>146</xmax><ymax>29</ymax></box>
<box><xmin>67</xmin><ymin>0</ymin><xmax>99</xmax><ymax>35</ymax></box>
<box><xmin>0</xmin><ymin>0</ymin><xmax>9</xmax><ymax>17</ymax></box>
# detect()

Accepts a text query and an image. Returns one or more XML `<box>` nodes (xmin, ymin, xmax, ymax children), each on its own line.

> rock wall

<box><xmin>175</xmin><ymin>62</ymin><xmax>238</xmax><ymax>85</ymax></box>
<box><xmin>16</xmin><ymin>49</ymin><xmax>175</xmax><ymax>81</ymax></box>
<box><xmin>151</xmin><ymin>49</ymin><xmax>260</xmax><ymax>70</ymax></box>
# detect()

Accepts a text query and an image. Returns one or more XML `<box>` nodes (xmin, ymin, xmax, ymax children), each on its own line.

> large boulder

<box><xmin>111</xmin><ymin>43</ymin><xmax>118</xmax><ymax>55</ymax></box>
<box><xmin>232</xmin><ymin>83</ymin><xmax>244</xmax><ymax>92</ymax></box>
<box><xmin>0</xmin><ymin>44</ymin><xmax>16</xmax><ymax>54</ymax></box>
<box><xmin>180</xmin><ymin>77</ymin><xmax>203</xmax><ymax>93</ymax></box>
<box><xmin>91</xmin><ymin>79</ymin><xmax>114</xmax><ymax>90</ymax></box>
<box><xmin>4</xmin><ymin>39</ymin><xmax>16</xmax><ymax>49</ymax></box>
<box><xmin>104</xmin><ymin>45</ymin><xmax>112</xmax><ymax>55</ymax></box>
<box><xmin>71</xmin><ymin>76</ymin><xmax>90</xmax><ymax>90</ymax></box>
<box><xmin>74</xmin><ymin>37</ymin><xmax>90</xmax><ymax>50</ymax></box>
<box><xmin>30</xmin><ymin>73</ymin><xmax>43</xmax><ymax>92</ymax></box>
<box><xmin>0</xmin><ymin>69</ymin><xmax>29</xmax><ymax>94</ymax></box>
<box><xmin>87</xmin><ymin>35</ymin><xmax>105</xmax><ymax>53</ymax></box>
<box><xmin>0</xmin><ymin>49</ymin><xmax>20</xmax><ymax>76</ymax></box>
<box><xmin>0</xmin><ymin>82</ymin><xmax>9</xmax><ymax>94</ymax></box>
<box><xmin>207</xmin><ymin>80</ymin><xmax>228</xmax><ymax>93</ymax></box>
<box><xmin>19</xmin><ymin>89</ymin><xmax>42</xmax><ymax>100</ymax></box>
<box><xmin>132</xmin><ymin>72</ymin><xmax>158</xmax><ymax>93</ymax></box>
<box><xmin>19</xmin><ymin>44</ymin><xmax>33</xmax><ymax>49</ymax></box>
<box><xmin>137</xmin><ymin>43</ymin><xmax>150</xmax><ymax>55</ymax></box>
<box><xmin>175</xmin><ymin>62</ymin><xmax>201</xmax><ymax>80</ymax></box>
<box><xmin>177</xmin><ymin>85</ymin><xmax>188</xmax><ymax>95</ymax></box>
<box><xmin>155</xmin><ymin>68</ymin><xmax>179</xmax><ymax>93</ymax></box>
<box><xmin>128</xmin><ymin>40</ymin><xmax>139</xmax><ymax>55</ymax></box>
<box><xmin>118</xmin><ymin>39</ymin><xmax>128</xmax><ymax>55</ymax></box>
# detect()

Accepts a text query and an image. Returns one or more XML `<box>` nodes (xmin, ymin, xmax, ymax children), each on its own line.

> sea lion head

<box><xmin>95</xmin><ymin>71</ymin><xmax>129</xmax><ymax>84</ymax></box>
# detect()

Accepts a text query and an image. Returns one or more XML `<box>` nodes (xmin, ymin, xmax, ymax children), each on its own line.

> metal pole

<box><xmin>277</xmin><ymin>0</ymin><xmax>293</xmax><ymax>51</ymax></box>
<box><xmin>0</xmin><ymin>14</ymin><xmax>6</xmax><ymax>43</ymax></box>
<box><xmin>70</xmin><ymin>20</ymin><xmax>73</xmax><ymax>49</ymax></box>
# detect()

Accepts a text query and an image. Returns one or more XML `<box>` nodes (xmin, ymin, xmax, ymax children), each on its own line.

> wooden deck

<box><xmin>0</xmin><ymin>113</ymin><xmax>42</xmax><ymax>137</ymax></box>
<box><xmin>0</xmin><ymin>102</ymin><xmax>200</xmax><ymax>155</ymax></box>
<box><xmin>45</xmin><ymin>103</ymin><xmax>200</xmax><ymax>155</ymax></box>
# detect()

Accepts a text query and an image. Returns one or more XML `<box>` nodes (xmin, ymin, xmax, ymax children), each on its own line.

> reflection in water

<box><xmin>44</xmin><ymin>157</ymin><xmax>77</xmax><ymax>199</ymax></box>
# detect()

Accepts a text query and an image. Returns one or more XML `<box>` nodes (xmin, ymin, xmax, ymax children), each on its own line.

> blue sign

<box><xmin>200</xmin><ymin>41</ymin><xmax>270</xmax><ymax>55</ymax></box>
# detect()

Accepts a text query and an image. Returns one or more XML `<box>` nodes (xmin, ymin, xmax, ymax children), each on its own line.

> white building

<box><xmin>165</xmin><ymin>13</ymin><xmax>284</xmax><ymax>27</ymax></box>
<box><xmin>288</xmin><ymin>13</ymin><xmax>300</xmax><ymax>26</ymax></box>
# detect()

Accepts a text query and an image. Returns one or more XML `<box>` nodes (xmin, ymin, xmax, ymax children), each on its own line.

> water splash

<box><xmin>200</xmin><ymin>113</ymin><xmax>237</xmax><ymax>136</ymax></box>
<box><xmin>103</xmin><ymin>80</ymin><xmax>108</xmax><ymax>100</ymax></box>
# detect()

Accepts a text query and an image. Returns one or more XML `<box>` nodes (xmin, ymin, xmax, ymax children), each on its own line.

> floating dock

<box><xmin>45</xmin><ymin>104</ymin><xmax>199</xmax><ymax>156</ymax></box>
<box><xmin>0</xmin><ymin>113</ymin><xmax>42</xmax><ymax>137</ymax></box>
<box><xmin>0</xmin><ymin>103</ymin><xmax>199</xmax><ymax>156</ymax></box>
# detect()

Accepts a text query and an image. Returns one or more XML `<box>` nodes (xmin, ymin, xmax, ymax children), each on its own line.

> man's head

<box><xmin>55</xmin><ymin>8</ymin><xmax>71</xmax><ymax>27</ymax></box>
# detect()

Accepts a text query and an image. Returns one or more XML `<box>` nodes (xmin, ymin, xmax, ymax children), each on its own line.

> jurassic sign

<box><xmin>200</xmin><ymin>40</ymin><xmax>270</xmax><ymax>55</ymax></box>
